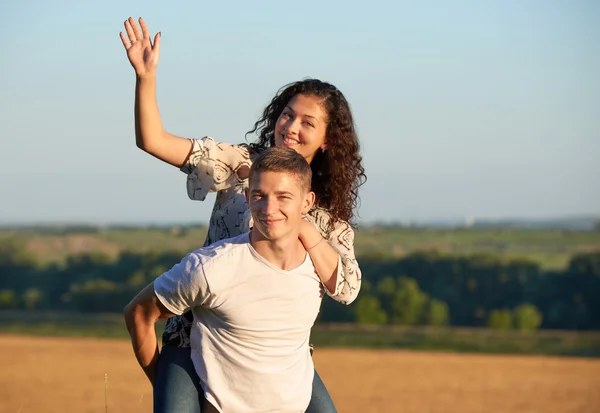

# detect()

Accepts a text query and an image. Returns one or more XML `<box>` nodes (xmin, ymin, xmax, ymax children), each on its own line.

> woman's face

<box><xmin>274</xmin><ymin>94</ymin><xmax>328</xmax><ymax>164</ymax></box>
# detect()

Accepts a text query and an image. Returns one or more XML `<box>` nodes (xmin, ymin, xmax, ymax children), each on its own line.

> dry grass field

<box><xmin>1</xmin><ymin>334</ymin><xmax>599</xmax><ymax>413</ymax></box>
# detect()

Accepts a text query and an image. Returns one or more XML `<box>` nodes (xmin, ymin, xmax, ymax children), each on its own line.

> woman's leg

<box><xmin>305</xmin><ymin>369</ymin><xmax>337</xmax><ymax>413</ymax></box>
<box><xmin>153</xmin><ymin>345</ymin><xmax>205</xmax><ymax>413</ymax></box>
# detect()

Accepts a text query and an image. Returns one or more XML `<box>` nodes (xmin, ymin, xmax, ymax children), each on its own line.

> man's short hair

<box><xmin>250</xmin><ymin>147</ymin><xmax>312</xmax><ymax>192</ymax></box>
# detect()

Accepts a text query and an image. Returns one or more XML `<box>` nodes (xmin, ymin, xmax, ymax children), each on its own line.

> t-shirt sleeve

<box><xmin>179</xmin><ymin>137</ymin><xmax>251</xmax><ymax>201</ymax></box>
<box><xmin>154</xmin><ymin>251</ymin><xmax>211</xmax><ymax>315</ymax></box>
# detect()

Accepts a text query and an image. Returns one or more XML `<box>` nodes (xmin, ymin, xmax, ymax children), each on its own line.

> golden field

<box><xmin>1</xmin><ymin>335</ymin><xmax>599</xmax><ymax>413</ymax></box>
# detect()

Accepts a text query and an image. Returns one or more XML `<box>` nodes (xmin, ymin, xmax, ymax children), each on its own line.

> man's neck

<box><xmin>249</xmin><ymin>230</ymin><xmax>307</xmax><ymax>271</ymax></box>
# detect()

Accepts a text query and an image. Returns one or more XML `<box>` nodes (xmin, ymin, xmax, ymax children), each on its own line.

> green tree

<box><xmin>376</xmin><ymin>276</ymin><xmax>397</xmax><ymax>317</ymax></box>
<box><xmin>70</xmin><ymin>279</ymin><xmax>118</xmax><ymax>294</ymax></box>
<box><xmin>22</xmin><ymin>288</ymin><xmax>43</xmax><ymax>311</ymax></box>
<box><xmin>355</xmin><ymin>295</ymin><xmax>388</xmax><ymax>325</ymax></box>
<box><xmin>487</xmin><ymin>309</ymin><xmax>513</xmax><ymax>330</ymax></box>
<box><xmin>128</xmin><ymin>270</ymin><xmax>147</xmax><ymax>287</ymax></box>
<box><xmin>0</xmin><ymin>290</ymin><xmax>17</xmax><ymax>309</ymax></box>
<box><xmin>0</xmin><ymin>238</ymin><xmax>37</xmax><ymax>267</ymax></box>
<box><xmin>513</xmin><ymin>304</ymin><xmax>543</xmax><ymax>331</ymax></box>
<box><xmin>360</xmin><ymin>279</ymin><xmax>373</xmax><ymax>295</ymax></box>
<box><xmin>69</xmin><ymin>279</ymin><xmax>131</xmax><ymax>313</ymax></box>
<box><xmin>149</xmin><ymin>265</ymin><xmax>168</xmax><ymax>279</ymax></box>
<box><xmin>424</xmin><ymin>298</ymin><xmax>449</xmax><ymax>326</ymax></box>
<box><xmin>392</xmin><ymin>277</ymin><xmax>428</xmax><ymax>325</ymax></box>
<box><xmin>377</xmin><ymin>276</ymin><xmax>396</xmax><ymax>296</ymax></box>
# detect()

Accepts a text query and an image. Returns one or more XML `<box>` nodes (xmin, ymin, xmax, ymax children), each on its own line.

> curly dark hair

<box><xmin>246</xmin><ymin>79</ymin><xmax>366</xmax><ymax>229</ymax></box>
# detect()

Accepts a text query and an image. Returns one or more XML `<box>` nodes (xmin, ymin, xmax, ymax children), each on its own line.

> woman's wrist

<box><xmin>299</xmin><ymin>221</ymin><xmax>323</xmax><ymax>251</ymax></box>
<box><xmin>136</xmin><ymin>71</ymin><xmax>157</xmax><ymax>81</ymax></box>
<box><xmin>306</xmin><ymin>237</ymin><xmax>325</xmax><ymax>251</ymax></box>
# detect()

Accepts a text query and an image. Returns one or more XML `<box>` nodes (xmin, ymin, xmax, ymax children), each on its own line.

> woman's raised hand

<box><xmin>120</xmin><ymin>17</ymin><xmax>160</xmax><ymax>77</ymax></box>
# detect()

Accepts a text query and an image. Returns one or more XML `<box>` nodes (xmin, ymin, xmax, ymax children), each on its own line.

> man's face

<box><xmin>246</xmin><ymin>171</ymin><xmax>314</xmax><ymax>242</ymax></box>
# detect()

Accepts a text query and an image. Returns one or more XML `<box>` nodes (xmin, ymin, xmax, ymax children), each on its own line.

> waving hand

<box><xmin>120</xmin><ymin>17</ymin><xmax>161</xmax><ymax>77</ymax></box>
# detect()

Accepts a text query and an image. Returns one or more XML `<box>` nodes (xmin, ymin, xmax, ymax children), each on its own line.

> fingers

<box><xmin>119</xmin><ymin>31</ymin><xmax>131</xmax><ymax>49</ymax></box>
<box><xmin>121</xmin><ymin>17</ymin><xmax>156</xmax><ymax>49</ymax></box>
<box><xmin>130</xmin><ymin>17</ymin><xmax>143</xmax><ymax>41</ymax></box>
<box><xmin>124</xmin><ymin>18</ymin><xmax>136</xmax><ymax>42</ymax></box>
<box><xmin>153</xmin><ymin>32</ymin><xmax>161</xmax><ymax>53</ymax></box>
<box><xmin>139</xmin><ymin>17</ymin><xmax>150</xmax><ymax>40</ymax></box>
<box><xmin>123</xmin><ymin>17</ymin><xmax>143</xmax><ymax>43</ymax></box>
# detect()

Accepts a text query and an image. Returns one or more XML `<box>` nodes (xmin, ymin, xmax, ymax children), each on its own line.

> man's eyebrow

<box><xmin>250</xmin><ymin>189</ymin><xmax>295</xmax><ymax>196</ymax></box>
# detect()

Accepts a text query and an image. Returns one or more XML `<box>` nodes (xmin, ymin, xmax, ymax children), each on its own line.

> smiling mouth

<box><xmin>282</xmin><ymin>134</ymin><xmax>300</xmax><ymax>146</ymax></box>
<box><xmin>261</xmin><ymin>218</ymin><xmax>284</xmax><ymax>225</ymax></box>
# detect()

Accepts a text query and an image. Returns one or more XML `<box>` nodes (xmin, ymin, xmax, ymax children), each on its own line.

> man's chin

<box><xmin>253</xmin><ymin>225</ymin><xmax>288</xmax><ymax>242</ymax></box>
<box><xmin>262</xmin><ymin>231</ymin><xmax>282</xmax><ymax>241</ymax></box>
<box><xmin>253</xmin><ymin>227</ymin><xmax>276</xmax><ymax>241</ymax></box>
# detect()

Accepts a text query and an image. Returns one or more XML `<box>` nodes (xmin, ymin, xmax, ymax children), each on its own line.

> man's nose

<box><xmin>264</xmin><ymin>197</ymin><xmax>279</xmax><ymax>215</ymax></box>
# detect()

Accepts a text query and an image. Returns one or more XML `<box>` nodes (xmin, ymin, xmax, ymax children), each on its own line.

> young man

<box><xmin>124</xmin><ymin>147</ymin><xmax>324</xmax><ymax>412</ymax></box>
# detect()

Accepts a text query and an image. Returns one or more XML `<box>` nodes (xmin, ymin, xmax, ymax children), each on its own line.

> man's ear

<box><xmin>302</xmin><ymin>191</ymin><xmax>316</xmax><ymax>215</ymax></box>
<box><xmin>245</xmin><ymin>187</ymin><xmax>250</xmax><ymax>204</ymax></box>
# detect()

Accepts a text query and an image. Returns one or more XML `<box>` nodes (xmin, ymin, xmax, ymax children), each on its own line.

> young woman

<box><xmin>120</xmin><ymin>17</ymin><xmax>366</xmax><ymax>413</ymax></box>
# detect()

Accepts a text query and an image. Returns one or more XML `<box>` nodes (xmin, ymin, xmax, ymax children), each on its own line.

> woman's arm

<box><xmin>298</xmin><ymin>220</ymin><xmax>339</xmax><ymax>294</ymax></box>
<box><xmin>300</xmin><ymin>211</ymin><xmax>362</xmax><ymax>305</ymax></box>
<box><xmin>121</xmin><ymin>17</ymin><xmax>193</xmax><ymax>168</ymax></box>
<box><xmin>134</xmin><ymin>74</ymin><xmax>193</xmax><ymax>167</ymax></box>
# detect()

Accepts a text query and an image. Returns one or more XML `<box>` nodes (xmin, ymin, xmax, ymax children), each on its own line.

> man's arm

<box><xmin>123</xmin><ymin>282</ymin><xmax>175</xmax><ymax>385</ymax></box>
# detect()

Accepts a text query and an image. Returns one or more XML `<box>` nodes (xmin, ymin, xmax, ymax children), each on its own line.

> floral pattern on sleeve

<box><xmin>304</xmin><ymin>208</ymin><xmax>362</xmax><ymax>305</ymax></box>
<box><xmin>180</xmin><ymin>136</ymin><xmax>252</xmax><ymax>201</ymax></box>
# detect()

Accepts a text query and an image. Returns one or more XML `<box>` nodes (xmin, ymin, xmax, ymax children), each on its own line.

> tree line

<box><xmin>1</xmin><ymin>238</ymin><xmax>599</xmax><ymax>330</ymax></box>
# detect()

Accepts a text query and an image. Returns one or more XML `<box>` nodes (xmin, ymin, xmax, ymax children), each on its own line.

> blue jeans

<box><xmin>154</xmin><ymin>346</ymin><xmax>337</xmax><ymax>413</ymax></box>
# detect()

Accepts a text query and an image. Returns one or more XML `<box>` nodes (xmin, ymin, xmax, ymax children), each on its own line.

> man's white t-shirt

<box><xmin>154</xmin><ymin>232</ymin><xmax>323</xmax><ymax>413</ymax></box>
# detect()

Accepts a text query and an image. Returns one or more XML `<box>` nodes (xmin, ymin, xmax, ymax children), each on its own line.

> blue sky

<box><xmin>0</xmin><ymin>1</ymin><xmax>598</xmax><ymax>225</ymax></box>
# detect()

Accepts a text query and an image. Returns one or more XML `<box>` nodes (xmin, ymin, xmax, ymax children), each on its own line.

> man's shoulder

<box><xmin>188</xmin><ymin>232</ymin><xmax>251</xmax><ymax>267</ymax></box>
